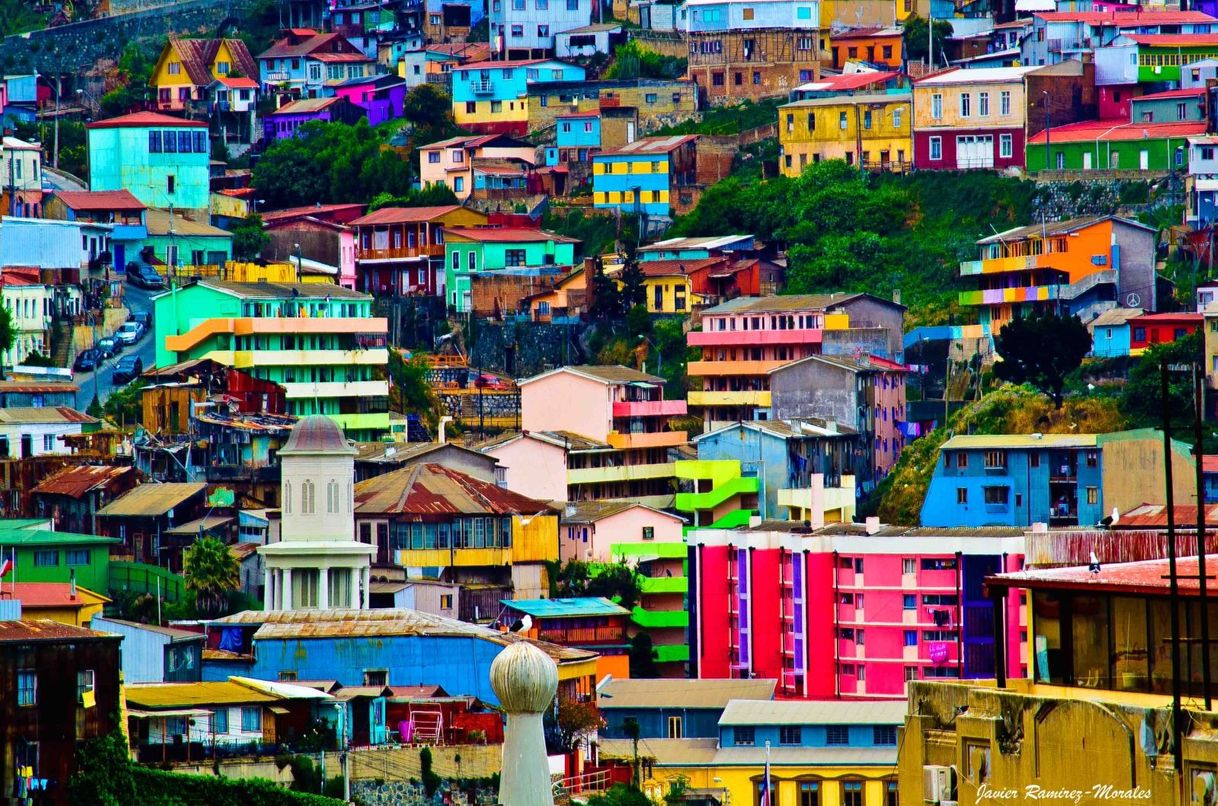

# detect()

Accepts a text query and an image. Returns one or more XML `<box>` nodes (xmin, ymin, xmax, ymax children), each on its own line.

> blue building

<box><xmin>202</xmin><ymin>609</ymin><xmax>597</xmax><ymax>706</ymax></box>
<box><xmin>545</xmin><ymin>112</ymin><xmax>601</xmax><ymax>166</ymax></box>
<box><xmin>717</xmin><ymin>699</ymin><xmax>904</xmax><ymax>753</ymax></box>
<box><xmin>693</xmin><ymin>420</ymin><xmax>857</xmax><ymax>521</ymax></box>
<box><xmin>450</xmin><ymin>58</ymin><xmax>584</xmax><ymax>135</ymax></box>
<box><xmin>599</xmin><ymin>678</ymin><xmax>776</xmax><ymax>740</ymax></box>
<box><xmin>1087</xmin><ymin>308</ymin><xmax>1143</xmax><ymax>358</ymax></box>
<box><xmin>638</xmin><ymin>234</ymin><xmax>756</xmax><ymax>262</ymax></box>
<box><xmin>593</xmin><ymin>135</ymin><xmax>702</xmax><ymax>226</ymax></box>
<box><xmin>676</xmin><ymin>0</ymin><xmax>820</xmax><ymax>32</ymax></box>
<box><xmin>92</xmin><ymin>616</ymin><xmax>204</xmax><ymax>683</ymax></box>
<box><xmin>920</xmin><ymin>434</ymin><xmax>1105</xmax><ymax>528</ymax></box>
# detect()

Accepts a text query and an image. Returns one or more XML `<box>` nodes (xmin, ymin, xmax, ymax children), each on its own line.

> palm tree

<box><xmin>183</xmin><ymin>536</ymin><xmax>240</xmax><ymax>618</ymax></box>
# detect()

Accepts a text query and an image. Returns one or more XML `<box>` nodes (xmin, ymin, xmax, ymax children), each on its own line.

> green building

<box><xmin>443</xmin><ymin>228</ymin><xmax>579</xmax><ymax>313</ymax></box>
<box><xmin>145</xmin><ymin>208</ymin><xmax>232</xmax><ymax>269</ymax></box>
<box><xmin>86</xmin><ymin>111</ymin><xmax>211</xmax><ymax>212</ymax></box>
<box><xmin>1026</xmin><ymin>119</ymin><xmax>1203</xmax><ymax>173</ymax></box>
<box><xmin>154</xmin><ymin>280</ymin><xmax>391</xmax><ymax>439</ymax></box>
<box><xmin>0</xmin><ymin>519</ymin><xmax>116</xmax><ymax>593</ymax></box>
<box><xmin>610</xmin><ymin>541</ymin><xmax>690</xmax><ymax>669</ymax></box>
<box><xmin>675</xmin><ymin>459</ymin><xmax>760</xmax><ymax>529</ymax></box>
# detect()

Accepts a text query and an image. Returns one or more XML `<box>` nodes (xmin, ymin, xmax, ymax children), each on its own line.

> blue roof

<box><xmin>502</xmin><ymin>597</ymin><xmax>630</xmax><ymax>618</ymax></box>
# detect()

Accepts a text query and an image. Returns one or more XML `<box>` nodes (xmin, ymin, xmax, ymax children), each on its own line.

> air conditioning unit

<box><xmin>923</xmin><ymin>765</ymin><xmax>957</xmax><ymax>804</ymax></box>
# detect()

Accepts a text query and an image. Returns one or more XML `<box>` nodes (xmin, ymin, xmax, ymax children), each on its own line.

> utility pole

<box><xmin>53</xmin><ymin>74</ymin><xmax>61</xmax><ymax>169</ymax></box>
<box><xmin>1162</xmin><ymin>360</ymin><xmax>1184</xmax><ymax>773</ymax></box>
<box><xmin>1195</xmin><ymin>363</ymin><xmax>1213</xmax><ymax>710</ymax></box>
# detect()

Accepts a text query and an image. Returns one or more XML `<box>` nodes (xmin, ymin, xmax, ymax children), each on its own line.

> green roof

<box><xmin>0</xmin><ymin>519</ymin><xmax>51</xmax><ymax>530</ymax></box>
<box><xmin>503</xmin><ymin>597</ymin><xmax>631</xmax><ymax>618</ymax></box>
<box><xmin>0</xmin><ymin>528</ymin><xmax>118</xmax><ymax>547</ymax></box>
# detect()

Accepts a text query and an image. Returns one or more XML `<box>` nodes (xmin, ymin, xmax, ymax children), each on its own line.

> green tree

<box><xmin>402</xmin><ymin>83</ymin><xmax>462</xmax><ymax>146</ymax></box>
<box><xmin>903</xmin><ymin>14</ymin><xmax>954</xmax><ymax>65</ymax></box>
<box><xmin>102</xmin><ymin>379</ymin><xmax>145</xmax><ymax>427</ymax></box>
<box><xmin>387</xmin><ymin>349</ymin><xmax>443</xmax><ymax>431</ymax></box>
<box><xmin>618</xmin><ymin>259</ymin><xmax>647</xmax><ymax>311</ymax></box>
<box><xmin>183</xmin><ymin>536</ymin><xmax>240</xmax><ymax>618</ymax></box>
<box><xmin>1120</xmin><ymin>331</ymin><xmax>1204</xmax><ymax>432</ymax></box>
<box><xmin>553</xmin><ymin>693</ymin><xmax>605</xmax><ymax>752</ymax></box>
<box><xmin>0</xmin><ymin>304</ymin><xmax>14</xmax><ymax>379</ymax></box>
<box><xmin>252</xmin><ymin>120</ymin><xmax>413</xmax><ymax>209</ymax></box>
<box><xmin>586</xmin><ymin>785</ymin><xmax>652</xmax><ymax>806</ymax></box>
<box><xmin>628</xmin><ymin>632</ymin><xmax>660</xmax><ymax>678</ymax></box>
<box><xmin>993</xmin><ymin>311</ymin><xmax>1091</xmax><ymax>408</ymax></box>
<box><xmin>98</xmin><ymin>41</ymin><xmax>157</xmax><ymax>117</ymax></box>
<box><xmin>585</xmin><ymin>562</ymin><xmax>643</xmax><ymax>610</ymax></box>
<box><xmin>588</xmin><ymin>258</ymin><xmax>621</xmax><ymax>320</ymax></box>
<box><xmin>368</xmin><ymin>183</ymin><xmax>459</xmax><ymax>211</ymax></box>
<box><xmin>419</xmin><ymin>747</ymin><xmax>441</xmax><ymax>797</ymax></box>
<box><xmin>604</xmin><ymin>40</ymin><xmax>687</xmax><ymax>80</ymax></box>
<box><xmin>69</xmin><ymin>731</ymin><xmax>137</xmax><ymax>806</ymax></box>
<box><xmin>230</xmin><ymin>214</ymin><xmax>270</xmax><ymax>261</ymax></box>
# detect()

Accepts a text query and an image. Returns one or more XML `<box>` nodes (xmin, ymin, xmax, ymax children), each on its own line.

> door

<box><xmin>627</xmin><ymin>122</ymin><xmax>635</xmax><ymax>143</ymax></box>
<box><xmin>20</xmin><ymin>433</ymin><xmax>31</xmax><ymax>457</ymax></box>
<box><xmin>1082</xmin><ymin>152</ymin><xmax>1092</xmax><ymax>171</ymax></box>
<box><xmin>1140</xmin><ymin>150</ymin><xmax>1149</xmax><ymax>170</ymax></box>
<box><xmin>114</xmin><ymin>244</ymin><xmax>125</xmax><ymax>272</ymax></box>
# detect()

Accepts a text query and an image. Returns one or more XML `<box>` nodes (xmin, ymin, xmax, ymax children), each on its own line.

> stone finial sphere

<box><xmin>491</xmin><ymin>640</ymin><xmax>559</xmax><ymax>712</ymax></box>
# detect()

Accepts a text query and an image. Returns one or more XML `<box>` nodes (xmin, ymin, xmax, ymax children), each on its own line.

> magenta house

<box><xmin>333</xmin><ymin>75</ymin><xmax>407</xmax><ymax>127</ymax></box>
<box><xmin>263</xmin><ymin>96</ymin><xmax>363</xmax><ymax>140</ymax></box>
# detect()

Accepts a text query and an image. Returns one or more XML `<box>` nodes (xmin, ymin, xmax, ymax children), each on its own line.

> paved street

<box><xmin>73</xmin><ymin>282</ymin><xmax>159</xmax><ymax>409</ymax></box>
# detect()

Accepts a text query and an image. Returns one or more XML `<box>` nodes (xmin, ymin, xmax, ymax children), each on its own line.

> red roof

<box><xmin>54</xmin><ymin>190</ymin><xmax>147</xmax><ymax>212</ymax></box>
<box><xmin>1128</xmin><ymin>312</ymin><xmax>1203</xmax><ymax>323</ymax></box>
<box><xmin>1127</xmin><ymin>33</ymin><xmax>1218</xmax><ymax>46</ymax></box>
<box><xmin>261</xmin><ymin>203</ymin><xmax>364</xmax><ymax>224</ymax></box>
<box><xmin>1134</xmin><ymin>87</ymin><xmax>1207</xmax><ymax>101</ymax></box>
<box><xmin>446</xmin><ymin>227</ymin><xmax>577</xmax><ymax>243</ymax></box>
<box><xmin>1113</xmin><ymin>503</ymin><xmax>1218</xmax><ymax>528</ymax></box>
<box><xmin>87</xmin><ymin>111</ymin><xmax>208</xmax><ymax>129</ymax></box>
<box><xmin>1035</xmin><ymin>10</ymin><xmax>1217</xmax><ymax>24</ymax></box>
<box><xmin>808</xmin><ymin>70</ymin><xmax>901</xmax><ymax>90</ymax></box>
<box><xmin>216</xmin><ymin>76</ymin><xmax>260</xmax><ymax>89</ymax></box>
<box><xmin>1028</xmin><ymin>119</ymin><xmax>1207</xmax><ymax>145</ymax></box>
<box><xmin>32</xmin><ymin>464</ymin><xmax>137</xmax><ymax>499</ymax></box>
<box><xmin>354</xmin><ymin>462</ymin><xmax>554</xmax><ymax>516</ymax></box>
<box><xmin>164</xmin><ymin>38</ymin><xmax>258</xmax><ymax>87</ymax></box>
<box><xmin>3</xmin><ymin>582</ymin><xmax>108</xmax><ymax>608</ymax></box>
<box><xmin>349</xmin><ymin>205</ymin><xmax>467</xmax><ymax>226</ymax></box>
<box><xmin>989</xmin><ymin>553</ymin><xmax>1218</xmax><ymax>597</ymax></box>
<box><xmin>454</xmin><ymin>58</ymin><xmax>551</xmax><ymax>71</ymax></box>
<box><xmin>0</xmin><ymin>620</ymin><xmax>118</xmax><ymax>643</ymax></box>
<box><xmin>627</xmin><ymin>257</ymin><xmax>725</xmax><ymax>277</ymax></box>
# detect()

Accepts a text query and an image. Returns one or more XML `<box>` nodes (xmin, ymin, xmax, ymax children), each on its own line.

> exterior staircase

<box><xmin>49</xmin><ymin>320</ymin><xmax>73</xmax><ymax>367</ymax></box>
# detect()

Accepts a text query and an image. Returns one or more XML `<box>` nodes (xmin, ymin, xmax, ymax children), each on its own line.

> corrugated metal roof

<box><xmin>212</xmin><ymin>607</ymin><xmax>595</xmax><ymax>663</ymax></box>
<box><xmin>4</xmin><ymin>582</ymin><xmax>109</xmax><ymax>607</ymax></box>
<box><xmin>990</xmin><ymin>554</ymin><xmax>1218</xmax><ymax>597</ymax></box>
<box><xmin>196</xmin><ymin>280</ymin><xmax>369</xmax><ymax>300</ymax></box>
<box><xmin>125</xmin><ymin>681</ymin><xmax>280</xmax><ymax>709</ymax></box>
<box><xmin>0</xmin><ymin>527</ymin><xmax>117</xmax><ymax>546</ymax></box>
<box><xmin>31</xmin><ymin>464</ymin><xmax>136</xmax><ymax>498</ymax></box>
<box><xmin>281</xmin><ymin>415</ymin><xmax>356</xmax><ymax>456</ymax></box>
<box><xmin>598</xmin><ymin>678</ymin><xmax>775</xmax><ymax>709</ymax></box>
<box><xmin>597</xmin><ymin>135</ymin><xmax>699</xmax><ymax>157</ymax></box>
<box><xmin>519</xmin><ymin>364</ymin><xmax>665</xmax><ymax>387</ymax></box>
<box><xmin>0</xmin><ymin>406</ymin><xmax>96</xmax><ymax>425</ymax></box>
<box><xmin>96</xmin><ymin>483</ymin><xmax>207</xmax><ymax>518</ymax></box>
<box><xmin>164</xmin><ymin>516</ymin><xmax>234</xmax><ymax>536</ymax></box>
<box><xmin>348</xmin><ymin>205</ymin><xmax>466</xmax><ymax>226</ymax></box>
<box><xmin>701</xmin><ymin>293</ymin><xmax>867</xmax><ymax>314</ymax></box>
<box><xmin>503</xmin><ymin>597</ymin><xmax>629</xmax><ymax>618</ymax></box>
<box><xmin>145</xmin><ymin>208</ymin><xmax>232</xmax><ymax>238</ymax></box>
<box><xmin>560</xmin><ymin>500</ymin><xmax>680</xmax><ymax>524</ymax></box>
<box><xmin>718</xmin><ymin>698</ymin><xmax>906</xmax><ymax>726</ymax></box>
<box><xmin>940</xmin><ymin>433</ymin><xmax>1098</xmax><ymax>450</ymax></box>
<box><xmin>1088</xmin><ymin>308</ymin><xmax>1144</xmax><ymax>329</ymax></box>
<box><xmin>54</xmin><ymin>190</ymin><xmax>146</xmax><ymax>211</ymax></box>
<box><xmin>0</xmin><ymin>619</ymin><xmax>120</xmax><ymax>643</ymax></box>
<box><xmin>445</xmin><ymin>228</ymin><xmax>578</xmax><ymax>244</ymax></box>
<box><xmin>87</xmin><ymin>111</ymin><xmax>208</xmax><ymax>129</ymax></box>
<box><xmin>93</xmin><ymin>617</ymin><xmax>204</xmax><ymax>641</ymax></box>
<box><xmin>354</xmin><ymin>463</ymin><xmax>552</xmax><ymax>517</ymax></box>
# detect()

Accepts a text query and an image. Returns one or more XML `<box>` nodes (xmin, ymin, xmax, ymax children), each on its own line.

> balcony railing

<box><xmin>538</xmin><ymin>625</ymin><xmax>626</xmax><ymax>644</ymax></box>
<box><xmin>357</xmin><ymin>245</ymin><xmax>444</xmax><ymax>260</ymax></box>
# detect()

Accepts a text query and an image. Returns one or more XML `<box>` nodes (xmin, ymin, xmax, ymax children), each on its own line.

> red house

<box><xmin>1128</xmin><ymin>312</ymin><xmax>1202</xmax><ymax>354</ymax></box>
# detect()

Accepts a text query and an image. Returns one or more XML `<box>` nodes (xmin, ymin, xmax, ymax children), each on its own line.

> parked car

<box><xmin>73</xmin><ymin>348</ymin><xmax>100</xmax><ymax>372</ymax></box>
<box><xmin>126</xmin><ymin>263</ymin><xmax>164</xmax><ymax>290</ymax></box>
<box><xmin>116</xmin><ymin>322</ymin><xmax>142</xmax><ymax>345</ymax></box>
<box><xmin>96</xmin><ymin>337</ymin><xmax>121</xmax><ymax>359</ymax></box>
<box><xmin>112</xmin><ymin>355</ymin><xmax>143</xmax><ymax>384</ymax></box>
<box><xmin>131</xmin><ymin>310</ymin><xmax>152</xmax><ymax>330</ymax></box>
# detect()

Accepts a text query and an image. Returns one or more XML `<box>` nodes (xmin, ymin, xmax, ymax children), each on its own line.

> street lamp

<box><xmin>638</xmin><ymin>334</ymin><xmax>661</xmax><ymax>374</ymax></box>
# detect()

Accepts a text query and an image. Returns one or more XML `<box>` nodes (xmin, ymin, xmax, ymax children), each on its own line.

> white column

<box><xmin>264</xmin><ymin>569</ymin><xmax>273</xmax><ymax>611</ymax></box>
<box><xmin>282</xmin><ymin>567</ymin><xmax>293</xmax><ymax>611</ymax></box>
<box><xmin>319</xmin><ymin>567</ymin><xmax>330</xmax><ymax>610</ymax></box>
<box><xmin>360</xmin><ymin>567</ymin><xmax>370</xmax><ymax>609</ymax></box>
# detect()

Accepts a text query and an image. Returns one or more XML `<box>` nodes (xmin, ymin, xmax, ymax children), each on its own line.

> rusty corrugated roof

<box><xmin>96</xmin><ymin>483</ymin><xmax>207</xmax><ymax>518</ymax></box>
<box><xmin>0</xmin><ymin>620</ymin><xmax>120</xmax><ymax>643</ymax></box>
<box><xmin>31</xmin><ymin>464</ymin><xmax>136</xmax><ymax>499</ymax></box>
<box><xmin>354</xmin><ymin>463</ymin><xmax>552</xmax><ymax>517</ymax></box>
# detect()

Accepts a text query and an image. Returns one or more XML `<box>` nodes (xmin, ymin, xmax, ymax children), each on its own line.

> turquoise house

<box><xmin>143</xmin><ymin>208</ymin><xmax>233</xmax><ymax>269</ymax></box>
<box><xmin>1088</xmin><ymin>308</ymin><xmax>1141</xmax><ymax>358</ymax></box>
<box><xmin>443</xmin><ymin>227</ymin><xmax>578</xmax><ymax>313</ymax></box>
<box><xmin>86</xmin><ymin>112</ymin><xmax>211</xmax><ymax>212</ymax></box>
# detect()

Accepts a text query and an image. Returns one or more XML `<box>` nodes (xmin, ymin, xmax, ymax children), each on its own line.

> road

<box><xmin>74</xmin><ymin>283</ymin><xmax>159</xmax><ymax>409</ymax></box>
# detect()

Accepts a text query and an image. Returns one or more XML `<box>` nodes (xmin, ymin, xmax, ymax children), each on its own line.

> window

<box><xmin>451</xmin><ymin>252</ymin><xmax>460</xmax><ymax>270</ymax></box>
<box><xmin>1000</xmin><ymin>90</ymin><xmax>1011</xmax><ymax>115</ymax></box>
<box><xmin>929</xmin><ymin>136</ymin><xmax>942</xmax><ymax>160</ymax></box>
<box><xmin>465</xmin><ymin>101</ymin><xmax>476</xmax><ymax>114</ymax></box>
<box><xmin>241</xmin><ymin>707</ymin><xmax>262</xmax><ymax>732</ymax></box>
<box><xmin>1178</xmin><ymin>102</ymin><xmax>1188</xmax><ymax>120</ymax></box>
<box><xmin>885</xmin><ymin>779</ymin><xmax>899</xmax><ymax>806</ymax></box>
<box><xmin>979</xmin><ymin>91</ymin><xmax>989</xmax><ymax>116</ymax></box>
<box><xmin>364</xmin><ymin>669</ymin><xmax>388</xmax><ymax>686</ymax></box>
<box><xmin>1000</xmin><ymin>133</ymin><xmax>1013</xmax><ymax>158</ymax></box>
<box><xmin>956</xmin><ymin>488</ymin><xmax>967</xmax><ymax>505</ymax></box>
<box><xmin>1087</xmin><ymin>486</ymin><xmax>1098</xmax><ymax>505</ymax></box>
<box><xmin>168</xmin><ymin>61</ymin><xmax>181</xmax><ymax>75</ymax></box>
<box><xmin>1086</xmin><ymin>450</ymin><xmax>1098</xmax><ymax>468</ymax></box>
<box><xmin>798</xmin><ymin>780</ymin><xmax>820</xmax><ymax>806</ymax></box>
<box><xmin>454</xmin><ymin>177</ymin><xmax>464</xmax><ymax>193</ymax></box>
<box><xmin>874</xmin><ymin>725</ymin><xmax>897</xmax><ymax>745</ymax></box>
<box><xmin>667</xmin><ymin>716</ymin><xmax>683</xmax><ymax>738</ymax></box>
<box><xmin>167</xmin><ymin>175</ymin><xmax>175</xmax><ymax>195</ymax></box>
<box><xmin>984</xmin><ymin>450</ymin><xmax>1006</xmax><ymax>469</ymax></box>
<box><xmin>17</xmin><ymin>670</ymin><xmax>35</xmax><ymax>706</ymax></box>
<box><xmin>33</xmin><ymin>550</ymin><xmax>58</xmax><ymax>567</ymax></box>
<box><xmin>278</xmin><ymin>670</ymin><xmax>298</xmax><ymax>681</ymax></box>
<box><xmin>984</xmin><ymin>487</ymin><xmax>1010</xmax><ymax>505</ymax></box>
<box><xmin>826</xmin><ymin>725</ymin><xmax>849</xmax><ymax>745</ymax></box>
<box><xmin>904</xmin><ymin>630</ymin><xmax>918</xmax><ymax>646</ymax></box>
<box><xmin>149</xmin><ymin>130</ymin><xmax>162</xmax><ymax>153</ymax></box>
<box><xmin>467</xmin><ymin>252</ymin><xmax>476</xmax><ymax>270</ymax></box>
<box><xmin>856</xmin><ymin>629</ymin><xmax>865</xmax><ymax>645</ymax></box>
<box><xmin>779</xmin><ymin>725</ymin><xmax>802</xmax><ymax>745</ymax></box>
<box><xmin>903</xmin><ymin>558</ymin><xmax>916</xmax><ymax>574</ymax></box>
<box><xmin>863</xmin><ymin>109</ymin><xmax>872</xmax><ymax>129</ymax></box>
<box><xmin>742</xmin><ymin>6</ymin><xmax>754</xmax><ymax>18</ymax></box>
<box><xmin>538</xmin><ymin>24</ymin><xmax>549</xmax><ymax>36</ymax></box>
<box><xmin>905</xmin><ymin>666</ymin><xmax>919</xmax><ymax>681</ymax></box>
<box><xmin>510</xmin><ymin>23</ymin><xmax>523</xmax><ymax>36</ymax></box>
<box><xmin>839</xmin><ymin>111</ymin><xmax>848</xmax><ymax>130</ymax></box>
<box><xmin>842</xmin><ymin>780</ymin><xmax>864</xmax><ymax>806</ymax></box>
<box><xmin>66</xmin><ymin>549</ymin><xmax>89</xmax><ymax>566</ymax></box>
<box><xmin>892</xmin><ymin>107</ymin><xmax>903</xmax><ymax>128</ymax></box>
<box><xmin>301</xmin><ymin>479</ymin><xmax>315</xmax><ymax>514</ymax></box>
<box><xmin>77</xmin><ymin>669</ymin><xmax>94</xmax><ymax>702</ymax></box>
<box><xmin>733</xmin><ymin>726</ymin><xmax>756</xmax><ymax>745</ymax></box>
<box><xmin>903</xmin><ymin>594</ymin><xmax>917</xmax><ymax>610</ymax></box>
<box><xmin>439</xmin><ymin>594</ymin><xmax>454</xmax><ymax>610</ymax></box>
<box><xmin>491</xmin><ymin>100</ymin><xmax>503</xmax><ymax>113</ymax></box>
<box><xmin>645</xmin><ymin>92</ymin><xmax>657</xmax><ymax>104</ymax></box>
<box><xmin>930</xmin><ymin>93</ymin><xmax>942</xmax><ymax>119</ymax></box>
<box><xmin>642</xmin><ymin>526</ymin><xmax>654</xmax><ymax>540</ymax></box>
<box><xmin>505</xmin><ymin>249</ymin><xmax>527</xmax><ymax>267</ymax></box>
<box><xmin>959</xmin><ymin>93</ymin><xmax>970</xmax><ymax>117</ymax></box>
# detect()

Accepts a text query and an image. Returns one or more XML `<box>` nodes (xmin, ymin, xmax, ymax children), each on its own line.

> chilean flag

<box><xmin>759</xmin><ymin>747</ymin><xmax>772</xmax><ymax>806</ymax></box>
<box><xmin>0</xmin><ymin>557</ymin><xmax>11</xmax><ymax>578</ymax></box>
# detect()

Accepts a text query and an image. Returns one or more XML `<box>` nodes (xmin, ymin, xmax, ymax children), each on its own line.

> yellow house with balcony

<box><xmin>779</xmin><ymin>92</ymin><xmax>913</xmax><ymax>176</ymax></box>
<box><xmin>607</xmin><ymin>261</ymin><xmax>701</xmax><ymax>314</ymax></box>
<box><xmin>150</xmin><ymin>37</ymin><xmax>259</xmax><ymax>113</ymax></box>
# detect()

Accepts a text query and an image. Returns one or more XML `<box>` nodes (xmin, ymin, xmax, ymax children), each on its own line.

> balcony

<box><xmin>688</xmin><ymin>330</ymin><xmax>823</xmax><ymax>347</ymax></box>
<box><xmin>329</xmin><ymin>411</ymin><xmax>391</xmax><ymax>431</ymax></box>
<box><xmin>356</xmin><ymin>244</ymin><xmax>444</xmax><ymax>261</ymax></box>
<box><xmin>396</xmin><ymin>547</ymin><xmax>510</xmax><ymax>567</ymax></box>
<box><xmin>675</xmin><ymin>474</ymin><xmax>760</xmax><ymax>511</ymax></box>
<box><xmin>470</xmin><ymin>79</ymin><xmax>495</xmax><ymax>94</ymax></box>
<box><xmin>630</xmin><ymin>607</ymin><xmax>689</xmax><ymax>629</ymax></box>
<box><xmin>210</xmin><ymin>348</ymin><xmax>389</xmax><ymax>369</ymax></box>
<box><xmin>606</xmin><ymin>430</ymin><xmax>687</xmax><ymax>450</ymax></box>
<box><xmin>688</xmin><ymin>390</ymin><xmax>771</xmax><ymax>407</ymax></box>
<box><xmin>959</xmin><ymin>255</ymin><xmax>1041</xmax><ymax>276</ymax></box>
<box><xmin>165</xmin><ymin>317</ymin><xmax>387</xmax><ymax>353</ymax></box>
<box><xmin>653</xmin><ymin>644</ymin><xmax>690</xmax><ymax>663</ymax></box>
<box><xmin>611</xmin><ymin>399</ymin><xmax>688</xmax><ymax>418</ymax></box>
<box><xmin>538</xmin><ymin>625</ymin><xmax>626</xmax><ymax>645</ymax></box>
<box><xmin>776</xmin><ymin>474</ymin><xmax>856</xmax><ymax>525</ymax></box>
<box><xmin>639</xmin><ymin>576</ymin><xmax>688</xmax><ymax>594</ymax></box>
<box><xmin>282</xmin><ymin>380</ymin><xmax>389</xmax><ymax>399</ymax></box>
<box><xmin>686</xmin><ymin>359</ymin><xmax>789</xmax><ymax>377</ymax></box>
<box><xmin>958</xmin><ymin>285</ymin><xmax>1060</xmax><ymax>306</ymax></box>
<box><xmin>567</xmin><ymin>462</ymin><xmax>677</xmax><ymax>485</ymax></box>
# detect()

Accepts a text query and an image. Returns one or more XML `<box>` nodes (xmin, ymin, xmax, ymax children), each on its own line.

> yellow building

<box><xmin>608</xmin><ymin>262</ymin><xmax>702</xmax><ymax>314</ymax></box>
<box><xmin>899</xmin><ymin>553</ymin><xmax>1218</xmax><ymax>805</ymax></box>
<box><xmin>778</xmin><ymin>93</ymin><xmax>913</xmax><ymax>176</ymax></box>
<box><xmin>9</xmin><ymin>582</ymin><xmax>109</xmax><ymax>627</ymax></box>
<box><xmin>150</xmin><ymin>37</ymin><xmax>258</xmax><ymax>113</ymax></box>
<box><xmin>821</xmin><ymin>0</ymin><xmax>924</xmax><ymax>27</ymax></box>
<box><xmin>602</xmin><ymin>699</ymin><xmax>904</xmax><ymax>806</ymax></box>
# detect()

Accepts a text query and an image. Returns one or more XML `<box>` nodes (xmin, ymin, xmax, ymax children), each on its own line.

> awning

<box><xmin>268</xmin><ymin>706</ymin><xmax>290</xmax><ymax>715</ymax></box>
<box><xmin>627</xmin><ymin>381</ymin><xmax>657</xmax><ymax>389</ymax></box>
<box><xmin>1196</xmin><ymin>179</ymin><xmax>1218</xmax><ymax>192</ymax></box>
<box><xmin>128</xmin><ymin>708</ymin><xmax>211</xmax><ymax>719</ymax></box>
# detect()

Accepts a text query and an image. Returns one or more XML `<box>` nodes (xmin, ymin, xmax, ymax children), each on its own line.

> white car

<box><xmin>115</xmin><ymin>322</ymin><xmax>142</xmax><ymax>345</ymax></box>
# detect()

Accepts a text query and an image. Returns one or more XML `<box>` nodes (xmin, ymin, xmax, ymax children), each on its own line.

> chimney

<box><xmin>70</xmin><ymin>569</ymin><xmax>77</xmax><ymax>600</ymax></box>
<box><xmin>438</xmin><ymin>416</ymin><xmax>453</xmax><ymax>444</ymax></box>
<box><xmin>892</xmin><ymin>289</ymin><xmax>901</xmax><ymax>306</ymax></box>
<box><xmin>865</xmin><ymin>516</ymin><xmax>881</xmax><ymax>535</ymax></box>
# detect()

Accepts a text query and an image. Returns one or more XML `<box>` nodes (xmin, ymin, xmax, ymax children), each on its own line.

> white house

<box><xmin>0</xmin><ymin>406</ymin><xmax>97</xmax><ymax>459</ymax></box>
<box><xmin>259</xmin><ymin>416</ymin><xmax>375</xmax><ymax>610</ymax></box>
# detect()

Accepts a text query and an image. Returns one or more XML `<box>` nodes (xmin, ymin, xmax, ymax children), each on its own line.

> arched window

<box><xmin>284</xmin><ymin>481</ymin><xmax>292</xmax><ymax>513</ymax></box>
<box><xmin>327</xmin><ymin>480</ymin><xmax>339</xmax><ymax>514</ymax></box>
<box><xmin>794</xmin><ymin>777</ymin><xmax>822</xmax><ymax>806</ymax></box>
<box><xmin>882</xmin><ymin>777</ymin><xmax>898</xmax><ymax>806</ymax></box>
<box><xmin>302</xmin><ymin>480</ymin><xmax>315</xmax><ymax>514</ymax></box>
<box><xmin>841</xmin><ymin>779</ymin><xmax>865</xmax><ymax>806</ymax></box>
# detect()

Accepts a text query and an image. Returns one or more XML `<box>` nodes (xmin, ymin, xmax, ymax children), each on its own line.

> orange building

<box><xmin>501</xmin><ymin>597</ymin><xmax>633</xmax><ymax>680</ymax></box>
<box><xmin>829</xmin><ymin>26</ymin><xmax>903</xmax><ymax>69</ymax></box>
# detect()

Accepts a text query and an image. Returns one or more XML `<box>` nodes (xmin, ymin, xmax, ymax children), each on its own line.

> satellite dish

<box><xmin>1126</xmin><ymin>292</ymin><xmax>1141</xmax><ymax>307</ymax></box>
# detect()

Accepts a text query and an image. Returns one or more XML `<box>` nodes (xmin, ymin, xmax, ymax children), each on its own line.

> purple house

<box><xmin>333</xmin><ymin>75</ymin><xmax>407</xmax><ymax>127</ymax></box>
<box><xmin>263</xmin><ymin>96</ymin><xmax>364</xmax><ymax>140</ymax></box>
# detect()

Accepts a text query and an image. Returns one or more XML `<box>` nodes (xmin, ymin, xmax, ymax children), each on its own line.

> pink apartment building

<box><xmin>558</xmin><ymin>501</ymin><xmax>685</xmax><ymax>563</ymax></box>
<box><xmin>483</xmin><ymin>365</ymin><xmax>688</xmax><ymax>508</ymax></box>
<box><xmin>688</xmin><ymin>522</ymin><xmax>1026</xmax><ymax>699</ymax></box>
